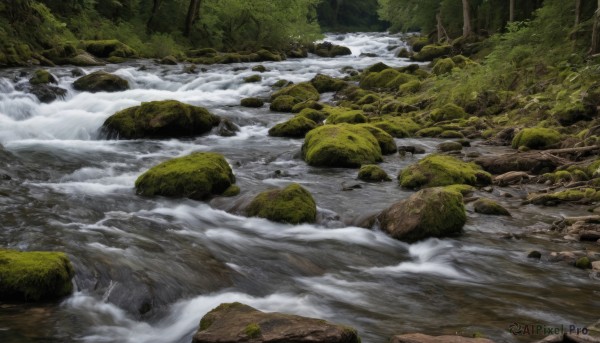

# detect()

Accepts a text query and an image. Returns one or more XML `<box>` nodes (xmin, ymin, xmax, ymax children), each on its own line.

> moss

<box><xmin>272</xmin><ymin>80</ymin><xmax>290</xmax><ymax>88</ymax></box>
<box><xmin>409</xmin><ymin>36</ymin><xmax>430</xmax><ymax>52</ymax></box>
<box><xmin>575</xmin><ymin>257</ymin><xmax>592</xmax><ymax>269</ymax></box>
<box><xmin>291</xmin><ymin>100</ymin><xmax>324</xmax><ymax>113</ymax></box>
<box><xmin>371</xmin><ymin>116</ymin><xmax>421</xmax><ymax>138</ymax></box>
<box><xmin>270</xmin><ymin>95</ymin><xmax>299</xmax><ymax>112</ymax></box>
<box><xmin>528</xmin><ymin>188</ymin><xmax>600</xmax><ymax>205</ymax></box>
<box><xmin>241</xmin><ymin>97</ymin><xmax>264</xmax><ymax>108</ymax></box>
<box><xmin>399</xmin><ymin>80</ymin><xmax>421</xmax><ymax>94</ymax></box>
<box><xmin>358</xmin><ymin>164</ymin><xmax>391</xmax><ymax>182</ymax></box>
<box><xmin>73</xmin><ymin>71</ymin><xmax>129</xmax><ymax>93</ymax></box>
<box><xmin>244</xmin><ymin>323</ymin><xmax>261</xmax><ymax>338</ymax></box>
<box><xmin>432</xmin><ymin>58</ymin><xmax>456</xmax><ymax>75</ymax></box>
<box><xmin>256</xmin><ymin>49</ymin><xmax>282</xmax><ymax>61</ymax></box>
<box><xmin>444</xmin><ymin>184</ymin><xmax>475</xmax><ymax>196</ymax></box>
<box><xmin>314</xmin><ymin>43</ymin><xmax>351</xmax><ymax>57</ymax></box>
<box><xmin>360</xmin><ymin>69</ymin><xmax>415</xmax><ymax>90</ymax></box>
<box><xmin>107</xmin><ymin>56</ymin><xmax>127</xmax><ymax>64</ymax></box>
<box><xmin>365</xmin><ymin>62</ymin><xmax>391</xmax><ymax>73</ymax></box>
<box><xmin>296</xmin><ymin>108</ymin><xmax>327</xmax><ymax>123</ymax></box>
<box><xmin>243</xmin><ymin>74</ymin><xmax>262</xmax><ymax>83</ymax></box>
<box><xmin>511</xmin><ymin>128</ymin><xmax>561</xmax><ymax>150</ymax></box>
<box><xmin>440</xmin><ymin>130</ymin><xmax>464</xmax><ymax>139</ymax></box>
<box><xmin>252</xmin><ymin>65</ymin><xmax>267</xmax><ymax>72</ymax></box>
<box><xmin>189</xmin><ymin>48</ymin><xmax>218</xmax><ymax>57</ymax></box>
<box><xmin>82</xmin><ymin>40</ymin><xmax>136</xmax><ymax>58</ymax></box>
<box><xmin>473</xmin><ymin>198</ymin><xmax>510</xmax><ymax>216</ymax></box>
<box><xmin>302</xmin><ymin>124</ymin><xmax>382</xmax><ymax>168</ymax></box>
<box><xmin>416</xmin><ymin>127</ymin><xmax>444</xmax><ymax>137</ymax></box>
<box><xmin>246</xmin><ymin>184</ymin><xmax>317</xmax><ymax>224</ymax></box>
<box><xmin>269</xmin><ymin>116</ymin><xmax>317</xmax><ymax>138</ymax></box>
<box><xmin>451</xmin><ymin>55</ymin><xmax>475</xmax><ymax>68</ymax></box>
<box><xmin>325</xmin><ymin>107</ymin><xmax>367</xmax><ymax>124</ymax></box>
<box><xmin>135</xmin><ymin>152</ymin><xmax>236</xmax><ymax>200</ymax></box>
<box><xmin>29</xmin><ymin>70</ymin><xmax>56</xmax><ymax>85</ymax></box>
<box><xmin>270</xmin><ymin>82</ymin><xmax>320</xmax><ymax>102</ymax></box>
<box><xmin>103</xmin><ymin>100</ymin><xmax>219</xmax><ymax>139</ymax></box>
<box><xmin>356</xmin><ymin>124</ymin><xmax>397</xmax><ymax>154</ymax></box>
<box><xmin>0</xmin><ymin>249</ymin><xmax>74</xmax><ymax>301</ymax></box>
<box><xmin>437</xmin><ymin>141</ymin><xmax>463</xmax><ymax>152</ymax></box>
<box><xmin>356</xmin><ymin>94</ymin><xmax>380</xmax><ymax>105</ymax></box>
<box><xmin>412</xmin><ymin>44</ymin><xmax>451</xmax><ymax>62</ymax></box>
<box><xmin>310</xmin><ymin>74</ymin><xmax>347</xmax><ymax>93</ymax></box>
<box><xmin>399</xmin><ymin>154</ymin><xmax>492</xmax><ymax>189</ymax></box>
<box><xmin>431</xmin><ymin>104</ymin><xmax>467</xmax><ymax>123</ymax></box>
<box><xmin>222</xmin><ymin>185</ymin><xmax>241</xmax><ymax>197</ymax></box>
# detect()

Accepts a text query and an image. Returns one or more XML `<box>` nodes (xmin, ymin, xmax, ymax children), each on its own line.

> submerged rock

<box><xmin>73</xmin><ymin>71</ymin><xmax>129</xmax><ymax>93</ymax></box>
<box><xmin>0</xmin><ymin>249</ymin><xmax>74</xmax><ymax>301</ymax></box>
<box><xmin>246</xmin><ymin>184</ymin><xmax>317</xmax><ymax>224</ymax></box>
<box><xmin>135</xmin><ymin>152</ymin><xmax>237</xmax><ymax>200</ymax></box>
<box><xmin>216</xmin><ymin>118</ymin><xmax>240</xmax><ymax>137</ymax></box>
<box><xmin>102</xmin><ymin>100</ymin><xmax>219</xmax><ymax>139</ymax></box>
<box><xmin>193</xmin><ymin>302</ymin><xmax>360</xmax><ymax>343</ymax></box>
<box><xmin>378</xmin><ymin>187</ymin><xmax>466</xmax><ymax>242</ymax></box>
<box><xmin>391</xmin><ymin>333</ymin><xmax>495</xmax><ymax>343</ymax></box>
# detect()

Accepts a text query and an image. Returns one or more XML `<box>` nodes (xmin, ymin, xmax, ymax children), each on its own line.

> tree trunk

<box><xmin>509</xmin><ymin>0</ymin><xmax>515</xmax><ymax>22</ymax></box>
<box><xmin>184</xmin><ymin>0</ymin><xmax>202</xmax><ymax>37</ymax></box>
<box><xmin>146</xmin><ymin>0</ymin><xmax>163</xmax><ymax>32</ymax></box>
<box><xmin>592</xmin><ymin>0</ymin><xmax>600</xmax><ymax>54</ymax></box>
<box><xmin>436</xmin><ymin>12</ymin><xmax>449</xmax><ymax>43</ymax></box>
<box><xmin>462</xmin><ymin>0</ymin><xmax>472</xmax><ymax>38</ymax></box>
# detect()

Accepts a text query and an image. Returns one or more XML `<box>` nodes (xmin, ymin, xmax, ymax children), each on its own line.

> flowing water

<box><xmin>0</xmin><ymin>32</ymin><xmax>598</xmax><ymax>343</ymax></box>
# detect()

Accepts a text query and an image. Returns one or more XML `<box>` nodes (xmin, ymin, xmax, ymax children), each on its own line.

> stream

<box><xmin>0</xmin><ymin>32</ymin><xmax>598</xmax><ymax>343</ymax></box>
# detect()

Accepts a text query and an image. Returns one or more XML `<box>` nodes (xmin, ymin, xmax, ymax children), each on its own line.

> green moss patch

<box><xmin>241</xmin><ymin>97</ymin><xmax>264</xmax><ymax>108</ymax></box>
<box><xmin>29</xmin><ymin>70</ymin><xmax>56</xmax><ymax>85</ymax></box>
<box><xmin>73</xmin><ymin>71</ymin><xmax>129</xmax><ymax>93</ymax></box>
<box><xmin>246</xmin><ymin>184</ymin><xmax>317</xmax><ymax>224</ymax></box>
<box><xmin>82</xmin><ymin>40</ymin><xmax>136</xmax><ymax>58</ymax></box>
<box><xmin>270</xmin><ymin>82</ymin><xmax>320</xmax><ymax>102</ymax></box>
<box><xmin>360</xmin><ymin>69</ymin><xmax>415</xmax><ymax>90</ymax></box>
<box><xmin>412</xmin><ymin>44</ymin><xmax>451</xmax><ymax>62</ymax></box>
<box><xmin>310</xmin><ymin>74</ymin><xmax>347</xmax><ymax>93</ymax></box>
<box><xmin>325</xmin><ymin>107</ymin><xmax>367</xmax><ymax>124</ymax></box>
<box><xmin>371</xmin><ymin>116</ymin><xmax>421</xmax><ymax>138</ymax></box>
<box><xmin>356</xmin><ymin>124</ymin><xmax>397</xmax><ymax>154</ymax></box>
<box><xmin>270</xmin><ymin>95</ymin><xmax>298</xmax><ymax>112</ymax></box>
<box><xmin>358</xmin><ymin>165</ymin><xmax>391</xmax><ymax>182</ymax></box>
<box><xmin>430</xmin><ymin>104</ymin><xmax>467</xmax><ymax>123</ymax></box>
<box><xmin>399</xmin><ymin>154</ymin><xmax>492</xmax><ymax>189</ymax></box>
<box><xmin>135</xmin><ymin>152</ymin><xmax>236</xmax><ymax>200</ymax></box>
<box><xmin>269</xmin><ymin>116</ymin><xmax>317</xmax><ymax>138</ymax></box>
<box><xmin>511</xmin><ymin>128</ymin><xmax>561</xmax><ymax>150</ymax></box>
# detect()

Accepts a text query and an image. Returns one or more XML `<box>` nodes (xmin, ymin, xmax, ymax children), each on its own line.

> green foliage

<box><xmin>244</xmin><ymin>323</ymin><xmax>262</xmax><ymax>338</ymax></box>
<box><xmin>246</xmin><ymin>184</ymin><xmax>317</xmax><ymax>224</ymax></box>
<box><xmin>135</xmin><ymin>152</ymin><xmax>236</xmax><ymax>200</ymax></box>
<box><xmin>398</xmin><ymin>154</ymin><xmax>492</xmax><ymax>189</ymax></box>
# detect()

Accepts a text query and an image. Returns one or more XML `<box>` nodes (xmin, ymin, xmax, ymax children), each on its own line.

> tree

<box><xmin>592</xmin><ymin>0</ymin><xmax>600</xmax><ymax>54</ymax></box>
<box><xmin>509</xmin><ymin>0</ymin><xmax>515</xmax><ymax>22</ymax></box>
<box><xmin>184</xmin><ymin>0</ymin><xmax>202</xmax><ymax>37</ymax></box>
<box><xmin>146</xmin><ymin>0</ymin><xmax>163</xmax><ymax>32</ymax></box>
<box><xmin>462</xmin><ymin>0</ymin><xmax>472</xmax><ymax>37</ymax></box>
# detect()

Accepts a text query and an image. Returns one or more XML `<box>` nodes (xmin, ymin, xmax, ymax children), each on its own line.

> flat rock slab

<box><xmin>193</xmin><ymin>302</ymin><xmax>360</xmax><ymax>343</ymax></box>
<box><xmin>391</xmin><ymin>333</ymin><xmax>495</xmax><ymax>343</ymax></box>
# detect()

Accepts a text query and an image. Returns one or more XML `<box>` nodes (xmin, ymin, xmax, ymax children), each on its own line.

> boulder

<box><xmin>358</xmin><ymin>165</ymin><xmax>391</xmax><ymax>182</ymax></box>
<box><xmin>246</xmin><ymin>184</ymin><xmax>317</xmax><ymax>224</ymax></box>
<box><xmin>356</xmin><ymin>124</ymin><xmax>397</xmax><ymax>154</ymax></box>
<box><xmin>243</xmin><ymin>75</ymin><xmax>262</xmax><ymax>83</ymax></box>
<box><xmin>432</xmin><ymin>58</ymin><xmax>456</xmax><ymax>75</ymax></box>
<box><xmin>269</xmin><ymin>116</ymin><xmax>317</xmax><ymax>138</ymax></box>
<box><xmin>511</xmin><ymin>128</ymin><xmax>561</xmax><ymax>150</ymax></box>
<box><xmin>270</xmin><ymin>82</ymin><xmax>320</xmax><ymax>103</ymax></box>
<box><xmin>313</xmin><ymin>42</ymin><xmax>352</xmax><ymax>58</ymax></box>
<box><xmin>241</xmin><ymin>97</ymin><xmax>264</xmax><ymax>108</ymax></box>
<box><xmin>135</xmin><ymin>152</ymin><xmax>237</xmax><ymax>200</ymax></box>
<box><xmin>473</xmin><ymin>198</ymin><xmax>510</xmax><ymax>216</ymax></box>
<box><xmin>378</xmin><ymin>187</ymin><xmax>467</xmax><ymax>242</ymax></box>
<box><xmin>311</xmin><ymin>74</ymin><xmax>347</xmax><ymax>93</ymax></box>
<box><xmin>474</xmin><ymin>152</ymin><xmax>562</xmax><ymax>175</ymax></box>
<box><xmin>302</xmin><ymin>124</ymin><xmax>382</xmax><ymax>168</ymax></box>
<box><xmin>160</xmin><ymin>55</ymin><xmax>178</xmax><ymax>65</ymax></box>
<box><xmin>398</xmin><ymin>154</ymin><xmax>492</xmax><ymax>189</ymax></box>
<box><xmin>252</xmin><ymin>65</ymin><xmax>267</xmax><ymax>72</ymax></box>
<box><xmin>68</xmin><ymin>52</ymin><xmax>106</xmax><ymax>66</ymax></box>
<box><xmin>391</xmin><ymin>333</ymin><xmax>494</xmax><ymax>343</ymax></box>
<box><xmin>81</xmin><ymin>40</ymin><xmax>136</xmax><ymax>58</ymax></box>
<box><xmin>430</xmin><ymin>104</ymin><xmax>467</xmax><ymax>123</ymax></box>
<box><xmin>102</xmin><ymin>100</ymin><xmax>219</xmax><ymax>139</ymax></box>
<box><xmin>296</xmin><ymin>108</ymin><xmax>327</xmax><ymax>123</ymax></box>
<box><xmin>437</xmin><ymin>141</ymin><xmax>463</xmax><ymax>152</ymax></box>
<box><xmin>291</xmin><ymin>100</ymin><xmax>324</xmax><ymax>113</ymax></box>
<box><xmin>73</xmin><ymin>71</ymin><xmax>129</xmax><ymax>93</ymax></box>
<box><xmin>411</xmin><ymin>44</ymin><xmax>451</xmax><ymax>62</ymax></box>
<box><xmin>0</xmin><ymin>249</ymin><xmax>74</xmax><ymax>301</ymax></box>
<box><xmin>270</xmin><ymin>95</ymin><xmax>298</xmax><ymax>112</ymax></box>
<box><xmin>193</xmin><ymin>302</ymin><xmax>360</xmax><ymax>343</ymax></box>
<box><xmin>360</xmin><ymin>69</ymin><xmax>415</xmax><ymax>90</ymax></box>
<box><xmin>326</xmin><ymin>108</ymin><xmax>367</xmax><ymax>124</ymax></box>
<box><xmin>29</xmin><ymin>70</ymin><xmax>56</xmax><ymax>85</ymax></box>
<box><xmin>216</xmin><ymin>118</ymin><xmax>240</xmax><ymax>137</ymax></box>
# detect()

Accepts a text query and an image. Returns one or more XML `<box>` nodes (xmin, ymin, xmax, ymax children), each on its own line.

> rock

<box><xmin>411</xmin><ymin>44</ymin><xmax>452</xmax><ymax>62</ymax></box>
<box><xmin>103</xmin><ymin>100</ymin><xmax>219</xmax><ymax>139</ymax></box>
<box><xmin>313</xmin><ymin>42</ymin><xmax>352</xmax><ymax>58</ymax></box>
<box><xmin>391</xmin><ymin>334</ymin><xmax>494</xmax><ymax>343</ymax></box>
<box><xmin>398</xmin><ymin>146</ymin><xmax>426</xmax><ymax>155</ymax></box>
<box><xmin>16</xmin><ymin>82</ymin><xmax>67</xmax><ymax>104</ymax></box>
<box><xmin>243</xmin><ymin>74</ymin><xmax>262</xmax><ymax>83</ymax></box>
<box><xmin>593</xmin><ymin>261</ymin><xmax>600</xmax><ymax>270</ymax></box>
<box><xmin>0</xmin><ymin>249</ymin><xmax>74</xmax><ymax>301</ymax></box>
<box><xmin>217</xmin><ymin>118</ymin><xmax>240</xmax><ymax>137</ymax></box>
<box><xmin>310</xmin><ymin>74</ymin><xmax>347</xmax><ymax>93</ymax></box>
<box><xmin>365</xmin><ymin>62</ymin><xmax>391</xmax><ymax>73</ymax></box>
<box><xmin>73</xmin><ymin>71</ymin><xmax>129</xmax><ymax>93</ymax></box>
<box><xmin>326</xmin><ymin>108</ymin><xmax>367</xmax><ymax>124</ymax></box>
<box><xmin>474</xmin><ymin>152</ymin><xmax>562</xmax><ymax>175</ymax></box>
<box><xmin>135</xmin><ymin>152</ymin><xmax>237</xmax><ymax>200</ymax></box>
<box><xmin>493</xmin><ymin>171</ymin><xmax>530</xmax><ymax>186</ymax></box>
<box><xmin>184</xmin><ymin>64</ymin><xmax>197</xmax><ymax>73</ymax></box>
<box><xmin>160</xmin><ymin>55</ymin><xmax>178</xmax><ymax>65</ymax></box>
<box><xmin>356</xmin><ymin>124</ymin><xmax>397</xmax><ymax>154</ymax></box>
<box><xmin>302</xmin><ymin>124</ymin><xmax>382</xmax><ymax>168</ymax></box>
<box><xmin>398</xmin><ymin>154</ymin><xmax>492</xmax><ymax>189</ymax></box>
<box><xmin>246</xmin><ymin>184</ymin><xmax>317</xmax><ymax>224</ymax></box>
<box><xmin>252</xmin><ymin>65</ymin><xmax>267</xmax><ymax>72</ymax></box>
<box><xmin>71</xmin><ymin>68</ymin><xmax>84</xmax><ymax>77</ymax></box>
<box><xmin>291</xmin><ymin>100</ymin><xmax>324</xmax><ymax>113</ymax></box>
<box><xmin>272</xmin><ymin>79</ymin><xmax>291</xmax><ymax>88</ymax></box>
<box><xmin>432</xmin><ymin>58</ymin><xmax>456</xmax><ymax>75</ymax></box>
<box><xmin>526</xmin><ymin>188</ymin><xmax>600</xmax><ymax>206</ymax></box>
<box><xmin>511</xmin><ymin>128</ymin><xmax>561</xmax><ymax>150</ymax></box>
<box><xmin>270</xmin><ymin>82</ymin><xmax>320</xmax><ymax>103</ymax></box>
<box><xmin>270</xmin><ymin>95</ymin><xmax>298</xmax><ymax>112</ymax></box>
<box><xmin>192</xmin><ymin>302</ymin><xmax>360</xmax><ymax>343</ymax></box>
<box><xmin>269</xmin><ymin>116</ymin><xmax>317</xmax><ymax>138</ymax></box>
<box><xmin>241</xmin><ymin>97</ymin><xmax>264</xmax><ymax>108</ymax></box>
<box><xmin>575</xmin><ymin>256</ymin><xmax>592</xmax><ymax>269</ymax></box>
<box><xmin>437</xmin><ymin>141</ymin><xmax>463</xmax><ymax>152</ymax></box>
<box><xmin>528</xmin><ymin>251</ymin><xmax>542</xmax><ymax>259</ymax></box>
<box><xmin>378</xmin><ymin>187</ymin><xmax>466</xmax><ymax>242</ymax></box>
<box><xmin>430</xmin><ymin>104</ymin><xmax>467</xmax><ymax>123</ymax></box>
<box><xmin>29</xmin><ymin>70</ymin><xmax>56</xmax><ymax>85</ymax></box>
<box><xmin>473</xmin><ymin>198</ymin><xmax>511</xmax><ymax>216</ymax></box>
<box><xmin>360</xmin><ymin>69</ymin><xmax>416</xmax><ymax>90</ymax></box>
<box><xmin>68</xmin><ymin>52</ymin><xmax>106</xmax><ymax>66</ymax></box>
<box><xmin>296</xmin><ymin>108</ymin><xmax>327</xmax><ymax>123</ymax></box>
<box><xmin>358</xmin><ymin>165</ymin><xmax>391</xmax><ymax>182</ymax></box>
<box><xmin>82</xmin><ymin>39</ymin><xmax>136</xmax><ymax>58</ymax></box>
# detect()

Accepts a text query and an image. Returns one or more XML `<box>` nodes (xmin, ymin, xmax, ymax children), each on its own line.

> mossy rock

<box><xmin>103</xmin><ymin>100</ymin><xmax>219</xmax><ymax>139</ymax></box>
<box><xmin>314</xmin><ymin>43</ymin><xmax>352</xmax><ymax>58</ymax></box>
<box><xmin>409</xmin><ymin>36</ymin><xmax>430</xmax><ymax>52</ymax></box>
<box><xmin>356</xmin><ymin>124</ymin><xmax>397</xmax><ymax>154</ymax></box>
<box><xmin>439</xmin><ymin>130</ymin><xmax>464</xmax><ymax>139</ymax></box>
<box><xmin>360</xmin><ymin>69</ymin><xmax>415</xmax><ymax>90</ymax></box>
<box><xmin>73</xmin><ymin>71</ymin><xmax>129</xmax><ymax>93</ymax></box>
<box><xmin>246</xmin><ymin>184</ymin><xmax>316</xmax><ymax>224</ymax></box>
<box><xmin>189</xmin><ymin>48</ymin><xmax>218</xmax><ymax>57</ymax></box>
<box><xmin>473</xmin><ymin>198</ymin><xmax>510</xmax><ymax>216</ymax></box>
<box><xmin>270</xmin><ymin>82</ymin><xmax>320</xmax><ymax>102</ymax></box>
<box><xmin>29</xmin><ymin>70</ymin><xmax>56</xmax><ymax>85</ymax></box>
<box><xmin>511</xmin><ymin>128</ymin><xmax>561</xmax><ymax>150</ymax></box>
<box><xmin>311</xmin><ymin>74</ymin><xmax>347</xmax><ymax>93</ymax></box>
<box><xmin>160</xmin><ymin>55</ymin><xmax>178</xmax><ymax>65</ymax></box>
<box><xmin>451</xmin><ymin>55</ymin><xmax>476</xmax><ymax>68</ymax></box>
<box><xmin>356</xmin><ymin>94</ymin><xmax>380</xmax><ymax>105</ymax></box>
<box><xmin>256</xmin><ymin>49</ymin><xmax>283</xmax><ymax>62</ymax></box>
<box><xmin>243</xmin><ymin>75</ymin><xmax>262</xmax><ymax>83</ymax></box>
<box><xmin>272</xmin><ymin>80</ymin><xmax>291</xmax><ymax>88</ymax></box>
<box><xmin>575</xmin><ymin>257</ymin><xmax>592</xmax><ymax>269</ymax></box>
<box><xmin>378</xmin><ymin>187</ymin><xmax>466</xmax><ymax>242</ymax></box>
<box><xmin>302</xmin><ymin>124</ymin><xmax>382</xmax><ymax>168</ymax></box>
<box><xmin>135</xmin><ymin>152</ymin><xmax>236</xmax><ymax>200</ymax></box>
<box><xmin>82</xmin><ymin>40</ymin><xmax>136</xmax><ymax>58</ymax></box>
<box><xmin>296</xmin><ymin>108</ymin><xmax>327</xmax><ymax>123</ymax></box>
<box><xmin>432</xmin><ymin>58</ymin><xmax>456</xmax><ymax>75</ymax></box>
<box><xmin>252</xmin><ymin>65</ymin><xmax>267</xmax><ymax>72</ymax></box>
<box><xmin>240</xmin><ymin>97</ymin><xmax>264</xmax><ymax>108</ymax></box>
<box><xmin>399</xmin><ymin>80</ymin><xmax>421</xmax><ymax>94</ymax></box>
<box><xmin>526</xmin><ymin>188</ymin><xmax>600</xmax><ymax>206</ymax></box>
<box><xmin>270</xmin><ymin>95</ymin><xmax>299</xmax><ymax>112</ymax></box>
<box><xmin>399</xmin><ymin>154</ymin><xmax>492</xmax><ymax>189</ymax></box>
<box><xmin>358</xmin><ymin>165</ymin><xmax>391</xmax><ymax>182</ymax></box>
<box><xmin>553</xmin><ymin>101</ymin><xmax>595</xmax><ymax>126</ymax></box>
<box><xmin>437</xmin><ymin>141</ymin><xmax>463</xmax><ymax>152</ymax></box>
<box><xmin>412</xmin><ymin>44</ymin><xmax>451</xmax><ymax>62</ymax></box>
<box><xmin>291</xmin><ymin>100</ymin><xmax>324</xmax><ymax>113</ymax></box>
<box><xmin>416</xmin><ymin>127</ymin><xmax>444</xmax><ymax>137</ymax></box>
<box><xmin>0</xmin><ymin>249</ymin><xmax>74</xmax><ymax>301</ymax></box>
<box><xmin>325</xmin><ymin>107</ymin><xmax>367</xmax><ymax>124</ymax></box>
<box><xmin>431</xmin><ymin>104</ymin><xmax>467</xmax><ymax>123</ymax></box>
<box><xmin>365</xmin><ymin>62</ymin><xmax>391</xmax><ymax>73</ymax></box>
<box><xmin>269</xmin><ymin>116</ymin><xmax>317</xmax><ymax>138</ymax></box>
<box><xmin>371</xmin><ymin>117</ymin><xmax>421</xmax><ymax>138</ymax></box>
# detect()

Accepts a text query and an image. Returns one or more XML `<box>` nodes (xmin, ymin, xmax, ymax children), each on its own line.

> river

<box><xmin>0</xmin><ymin>32</ymin><xmax>598</xmax><ymax>343</ymax></box>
